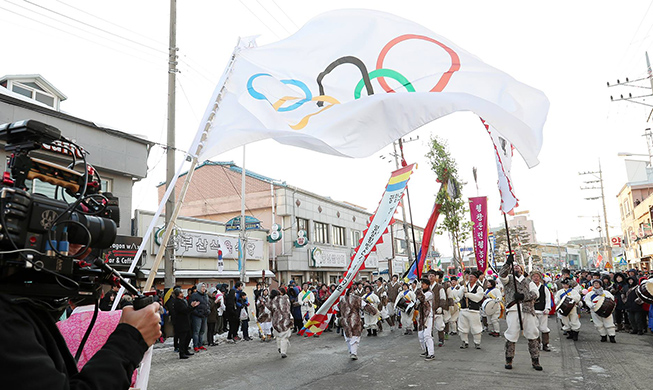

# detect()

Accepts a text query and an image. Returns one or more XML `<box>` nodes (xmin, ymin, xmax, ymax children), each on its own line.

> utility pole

<box><xmin>579</xmin><ymin>161</ymin><xmax>613</xmax><ymax>268</ymax></box>
<box><xmin>608</xmin><ymin>52</ymin><xmax>653</xmax><ymax>108</ymax></box>
<box><xmin>240</xmin><ymin>146</ymin><xmax>248</xmax><ymax>283</ymax></box>
<box><xmin>164</xmin><ymin>0</ymin><xmax>178</xmax><ymax>289</ymax></box>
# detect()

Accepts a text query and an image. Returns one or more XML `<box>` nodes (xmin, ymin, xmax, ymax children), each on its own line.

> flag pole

<box><xmin>503</xmin><ymin>212</ymin><xmax>523</xmax><ymax>330</ymax></box>
<box><xmin>398</xmin><ymin>139</ymin><xmax>420</xmax><ymax>274</ymax></box>
<box><xmin>111</xmin><ymin>39</ymin><xmax>243</xmax><ymax>308</ymax></box>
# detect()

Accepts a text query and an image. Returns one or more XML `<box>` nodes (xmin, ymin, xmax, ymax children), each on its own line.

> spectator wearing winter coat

<box><xmin>172</xmin><ymin>288</ymin><xmax>200</xmax><ymax>359</ymax></box>
<box><xmin>207</xmin><ymin>288</ymin><xmax>219</xmax><ymax>346</ymax></box>
<box><xmin>625</xmin><ymin>277</ymin><xmax>645</xmax><ymax>335</ymax></box>
<box><xmin>190</xmin><ymin>283</ymin><xmax>210</xmax><ymax>351</ymax></box>
<box><xmin>610</xmin><ymin>273</ymin><xmax>630</xmax><ymax>332</ymax></box>
<box><xmin>226</xmin><ymin>282</ymin><xmax>243</xmax><ymax>341</ymax></box>
<box><xmin>240</xmin><ymin>292</ymin><xmax>252</xmax><ymax>341</ymax></box>
<box><xmin>287</xmin><ymin>285</ymin><xmax>303</xmax><ymax>333</ymax></box>
<box><xmin>215</xmin><ymin>288</ymin><xmax>226</xmax><ymax>334</ymax></box>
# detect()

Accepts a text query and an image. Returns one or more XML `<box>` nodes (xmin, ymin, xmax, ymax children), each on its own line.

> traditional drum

<box><xmin>481</xmin><ymin>299</ymin><xmax>501</xmax><ymax>317</ymax></box>
<box><xmin>592</xmin><ymin>296</ymin><xmax>616</xmax><ymax>318</ymax></box>
<box><xmin>635</xmin><ymin>279</ymin><xmax>653</xmax><ymax>304</ymax></box>
<box><xmin>557</xmin><ymin>296</ymin><xmax>575</xmax><ymax>316</ymax></box>
<box><xmin>396</xmin><ymin>296</ymin><xmax>415</xmax><ymax>314</ymax></box>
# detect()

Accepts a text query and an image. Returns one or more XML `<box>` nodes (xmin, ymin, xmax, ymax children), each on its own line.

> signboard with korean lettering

<box><xmin>469</xmin><ymin>196</ymin><xmax>488</xmax><ymax>272</ymax></box>
<box><xmin>153</xmin><ymin>228</ymin><xmax>263</xmax><ymax>260</ymax></box>
<box><xmin>310</xmin><ymin>247</ymin><xmax>348</xmax><ymax>268</ymax></box>
<box><xmin>106</xmin><ymin>235</ymin><xmax>142</xmax><ymax>269</ymax></box>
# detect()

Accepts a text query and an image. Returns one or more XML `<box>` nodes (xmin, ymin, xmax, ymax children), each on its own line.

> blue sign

<box><xmin>225</xmin><ymin>216</ymin><xmax>262</xmax><ymax>231</ymax></box>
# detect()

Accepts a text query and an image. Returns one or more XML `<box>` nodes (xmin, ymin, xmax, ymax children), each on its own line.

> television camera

<box><xmin>0</xmin><ymin>120</ymin><xmax>150</xmax><ymax>308</ymax></box>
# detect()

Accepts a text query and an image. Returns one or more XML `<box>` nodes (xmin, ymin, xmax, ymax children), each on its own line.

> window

<box><xmin>314</xmin><ymin>221</ymin><xmax>329</xmax><ymax>244</ymax></box>
<box><xmin>351</xmin><ymin>230</ymin><xmax>361</xmax><ymax>247</ymax></box>
<box><xmin>10</xmin><ymin>81</ymin><xmax>57</xmax><ymax>108</ymax></box>
<box><xmin>395</xmin><ymin>238</ymin><xmax>407</xmax><ymax>255</ymax></box>
<box><xmin>332</xmin><ymin>225</ymin><xmax>346</xmax><ymax>246</ymax></box>
<box><xmin>296</xmin><ymin>217</ymin><xmax>309</xmax><ymax>240</ymax></box>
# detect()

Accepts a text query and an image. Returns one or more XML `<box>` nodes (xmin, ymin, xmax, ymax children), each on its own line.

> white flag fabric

<box><xmin>481</xmin><ymin>118</ymin><xmax>518</xmax><ymax>213</ymax></box>
<box><xmin>196</xmin><ymin>9</ymin><xmax>549</xmax><ymax>167</ymax></box>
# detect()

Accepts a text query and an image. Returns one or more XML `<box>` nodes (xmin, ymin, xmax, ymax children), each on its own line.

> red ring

<box><xmin>376</xmin><ymin>34</ymin><xmax>461</xmax><ymax>93</ymax></box>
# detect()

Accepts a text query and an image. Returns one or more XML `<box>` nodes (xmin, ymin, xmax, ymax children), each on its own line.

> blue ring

<box><xmin>247</xmin><ymin>74</ymin><xmax>313</xmax><ymax>112</ymax></box>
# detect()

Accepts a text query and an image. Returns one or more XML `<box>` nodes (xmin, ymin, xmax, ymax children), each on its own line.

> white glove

<box><xmin>436</xmin><ymin>307</ymin><xmax>443</xmax><ymax>314</ymax></box>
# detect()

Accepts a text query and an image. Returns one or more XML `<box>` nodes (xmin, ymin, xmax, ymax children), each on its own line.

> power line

<box><xmin>0</xmin><ymin>3</ymin><xmax>163</xmax><ymax>66</ymax></box>
<box><xmin>21</xmin><ymin>0</ymin><xmax>168</xmax><ymax>55</ymax></box>
<box><xmin>254</xmin><ymin>0</ymin><xmax>293</xmax><ymax>35</ymax></box>
<box><xmin>237</xmin><ymin>0</ymin><xmax>282</xmax><ymax>39</ymax></box>
<box><xmin>270</xmin><ymin>0</ymin><xmax>300</xmax><ymax>29</ymax></box>
<box><xmin>55</xmin><ymin>0</ymin><xmax>167</xmax><ymax>47</ymax></box>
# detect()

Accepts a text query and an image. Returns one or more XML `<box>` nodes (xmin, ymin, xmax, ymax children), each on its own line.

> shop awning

<box><xmin>140</xmin><ymin>269</ymin><xmax>276</xmax><ymax>279</ymax></box>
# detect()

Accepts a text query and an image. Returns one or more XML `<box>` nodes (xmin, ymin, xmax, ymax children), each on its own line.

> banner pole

<box><xmin>503</xmin><ymin>212</ymin><xmax>523</xmax><ymax>330</ymax></box>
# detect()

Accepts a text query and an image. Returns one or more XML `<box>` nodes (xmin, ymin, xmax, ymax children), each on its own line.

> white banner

<box><xmin>482</xmin><ymin>118</ymin><xmax>518</xmax><ymax>213</ymax></box>
<box><xmin>193</xmin><ymin>9</ymin><xmax>548</xmax><ymax>168</ymax></box>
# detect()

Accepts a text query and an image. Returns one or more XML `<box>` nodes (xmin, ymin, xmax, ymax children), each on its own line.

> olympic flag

<box><xmin>193</xmin><ymin>9</ymin><xmax>549</xmax><ymax>167</ymax></box>
<box><xmin>481</xmin><ymin>118</ymin><xmax>518</xmax><ymax>213</ymax></box>
<box><xmin>299</xmin><ymin>164</ymin><xmax>415</xmax><ymax>336</ymax></box>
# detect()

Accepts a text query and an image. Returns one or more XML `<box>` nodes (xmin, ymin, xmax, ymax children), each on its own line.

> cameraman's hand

<box><xmin>120</xmin><ymin>303</ymin><xmax>161</xmax><ymax>347</ymax></box>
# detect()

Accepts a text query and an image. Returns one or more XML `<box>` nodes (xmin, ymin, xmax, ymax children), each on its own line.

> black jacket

<box><xmin>171</xmin><ymin>297</ymin><xmax>195</xmax><ymax>332</ymax></box>
<box><xmin>225</xmin><ymin>288</ymin><xmax>239</xmax><ymax>317</ymax></box>
<box><xmin>0</xmin><ymin>293</ymin><xmax>147</xmax><ymax>390</ymax></box>
<box><xmin>624</xmin><ymin>278</ymin><xmax>644</xmax><ymax>312</ymax></box>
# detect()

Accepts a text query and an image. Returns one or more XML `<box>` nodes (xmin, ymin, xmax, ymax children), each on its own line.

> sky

<box><xmin>2</xmin><ymin>0</ymin><xmax>653</xmax><ymax>257</ymax></box>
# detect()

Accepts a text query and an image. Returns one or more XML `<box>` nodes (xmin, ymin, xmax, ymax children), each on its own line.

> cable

<box><xmin>237</xmin><ymin>0</ymin><xmax>282</xmax><ymax>39</ymax></box>
<box><xmin>254</xmin><ymin>0</ymin><xmax>293</xmax><ymax>35</ymax></box>
<box><xmin>55</xmin><ymin>0</ymin><xmax>167</xmax><ymax>46</ymax></box>
<box><xmin>270</xmin><ymin>0</ymin><xmax>300</xmax><ymax>29</ymax></box>
<box><xmin>74</xmin><ymin>298</ymin><xmax>99</xmax><ymax>363</ymax></box>
<box><xmin>0</xmin><ymin>4</ymin><xmax>164</xmax><ymax>67</ymax></box>
<box><xmin>23</xmin><ymin>0</ymin><xmax>167</xmax><ymax>55</ymax></box>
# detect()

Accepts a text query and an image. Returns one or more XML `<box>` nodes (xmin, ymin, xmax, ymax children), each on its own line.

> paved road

<box><xmin>149</xmin><ymin>315</ymin><xmax>653</xmax><ymax>390</ymax></box>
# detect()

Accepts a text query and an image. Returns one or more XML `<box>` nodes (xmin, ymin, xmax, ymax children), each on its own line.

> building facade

<box><xmin>617</xmin><ymin>159</ymin><xmax>653</xmax><ymax>271</ymax></box>
<box><xmin>158</xmin><ymin>161</ymin><xmax>429</xmax><ymax>285</ymax></box>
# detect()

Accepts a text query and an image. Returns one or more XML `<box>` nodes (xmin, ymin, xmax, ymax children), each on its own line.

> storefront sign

<box><xmin>106</xmin><ymin>235</ymin><xmax>142</xmax><ymax>269</ymax></box>
<box><xmin>153</xmin><ymin>228</ymin><xmax>263</xmax><ymax>260</ymax></box>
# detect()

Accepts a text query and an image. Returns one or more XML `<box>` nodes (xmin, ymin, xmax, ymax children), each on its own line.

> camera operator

<box><xmin>0</xmin><ymin>244</ymin><xmax>162</xmax><ymax>389</ymax></box>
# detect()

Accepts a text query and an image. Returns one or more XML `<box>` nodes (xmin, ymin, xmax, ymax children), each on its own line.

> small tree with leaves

<box><xmin>427</xmin><ymin>136</ymin><xmax>472</xmax><ymax>269</ymax></box>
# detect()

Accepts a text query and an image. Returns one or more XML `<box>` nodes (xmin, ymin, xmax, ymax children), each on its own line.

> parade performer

<box><xmin>427</xmin><ymin>270</ymin><xmax>449</xmax><ymax>346</ymax></box>
<box><xmin>500</xmin><ymin>258</ymin><xmax>542</xmax><ymax>371</ymax></box>
<box><xmin>396</xmin><ymin>283</ymin><xmax>416</xmax><ymax>335</ymax></box>
<box><xmin>374</xmin><ymin>278</ymin><xmax>392</xmax><ymax>331</ymax></box>
<box><xmin>256</xmin><ymin>289</ymin><xmax>273</xmax><ymax>341</ymax></box>
<box><xmin>454</xmin><ymin>270</ymin><xmax>484</xmax><ymax>349</ymax></box>
<box><xmin>416</xmin><ymin>279</ymin><xmax>436</xmax><ymax>361</ymax></box>
<box><xmin>298</xmin><ymin>283</ymin><xmax>315</xmax><ymax>326</ymax></box>
<box><xmin>267</xmin><ymin>288</ymin><xmax>293</xmax><ymax>358</ymax></box>
<box><xmin>339</xmin><ymin>287</ymin><xmax>378</xmax><ymax>360</ymax></box>
<box><xmin>387</xmin><ymin>275</ymin><xmax>402</xmax><ymax>330</ymax></box>
<box><xmin>363</xmin><ymin>285</ymin><xmax>381</xmax><ymax>336</ymax></box>
<box><xmin>584</xmin><ymin>279</ymin><xmax>617</xmax><ymax>343</ymax></box>
<box><xmin>483</xmin><ymin>278</ymin><xmax>503</xmax><ymax>337</ymax></box>
<box><xmin>554</xmin><ymin>278</ymin><xmax>581</xmax><ymax>341</ymax></box>
<box><xmin>446</xmin><ymin>276</ymin><xmax>461</xmax><ymax>336</ymax></box>
<box><xmin>531</xmin><ymin>269</ymin><xmax>552</xmax><ymax>351</ymax></box>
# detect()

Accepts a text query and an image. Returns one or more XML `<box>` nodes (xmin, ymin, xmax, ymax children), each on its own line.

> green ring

<box><xmin>354</xmin><ymin>69</ymin><xmax>415</xmax><ymax>99</ymax></box>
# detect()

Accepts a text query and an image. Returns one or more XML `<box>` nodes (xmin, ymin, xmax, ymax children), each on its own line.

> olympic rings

<box><xmin>354</xmin><ymin>68</ymin><xmax>415</xmax><ymax>100</ymax></box>
<box><xmin>245</xmin><ymin>34</ymin><xmax>461</xmax><ymax>130</ymax></box>
<box><xmin>247</xmin><ymin>73</ymin><xmax>313</xmax><ymax>112</ymax></box>
<box><xmin>376</xmin><ymin>34</ymin><xmax>460</xmax><ymax>93</ymax></box>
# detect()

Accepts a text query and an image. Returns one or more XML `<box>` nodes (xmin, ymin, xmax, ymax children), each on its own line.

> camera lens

<box><xmin>68</xmin><ymin>213</ymin><xmax>117</xmax><ymax>249</ymax></box>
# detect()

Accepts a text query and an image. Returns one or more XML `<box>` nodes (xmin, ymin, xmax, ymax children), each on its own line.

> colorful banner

<box><xmin>300</xmin><ymin>164</ymin><xmax>415</xmax><ymax>336</ymax></box>
<box><xmin>406</xmin><ymin>202</ymin><xmax>442</xmax><ymax>280</ymax></box>
<box><xmin>469</xmin><ymin>196</ymin><xmax>488</xmax><ymax>272</ymax></box>
<box><xmin>191</xmin><ymin>9</ymin><xmax>549</xmax><ymax>168</ymax></box>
